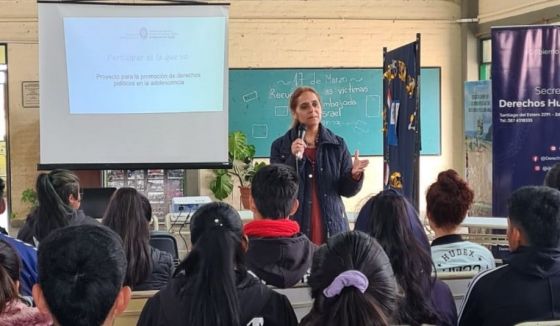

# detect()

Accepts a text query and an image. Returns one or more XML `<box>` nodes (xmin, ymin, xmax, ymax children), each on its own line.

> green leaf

<box><xmin>209</xmin><ymin>172</ymin><xmax>233</xmax><ymax>200</ymax></box>
<box><xmin>21</xmin><ymin>188</ymin><xmax>38</xmax><ymax>208</ymax></box>
<box><xmin>209</xmin><ymin>131</ymin><xmax>267</xmax><ymax>199</ymax></box>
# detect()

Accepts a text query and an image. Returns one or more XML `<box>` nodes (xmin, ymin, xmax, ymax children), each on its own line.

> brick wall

<box><xmin>2</xmin><ymin>0</ymin><xmax>466</xmax><ymax>220</ymax></box>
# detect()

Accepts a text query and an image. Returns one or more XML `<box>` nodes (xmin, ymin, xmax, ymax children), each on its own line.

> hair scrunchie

<box><xmin>323</xmin><ymin>270</ymin><xmax>369</xmax><ymax>298</ymax></box>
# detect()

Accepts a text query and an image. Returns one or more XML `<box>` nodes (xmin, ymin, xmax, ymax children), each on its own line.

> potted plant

<box><xmin>210</xmin><ymin>131</ymin><xmax>266</xmax><ymax>209</ymax></box>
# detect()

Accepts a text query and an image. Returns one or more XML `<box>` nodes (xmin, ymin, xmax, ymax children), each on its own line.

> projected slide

<box><xmin>63</xmin><ymin>17</ymin><xmax>226</xmax><ymax>114</ymax></box>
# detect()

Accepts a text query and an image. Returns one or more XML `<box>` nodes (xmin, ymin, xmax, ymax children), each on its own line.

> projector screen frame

<box><xmin>37</xmin><ymin>1</ymin><xmax>230</xmax><ymax>6</ymax></box>
<box><xmin>38</xmin><ymin>1</ymin><xmax>231</xmax><ymax>170</ymax></box>
<box><xmin>37</xmin><ymin>162</ymin><xmax>232</xmax><ymax>170</ymax></box>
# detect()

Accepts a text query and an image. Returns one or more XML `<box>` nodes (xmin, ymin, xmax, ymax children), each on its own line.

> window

<box><xmin>480</xmin><ymin>38</ymin><xmax>491</xmax><ymax>80</ymax></box>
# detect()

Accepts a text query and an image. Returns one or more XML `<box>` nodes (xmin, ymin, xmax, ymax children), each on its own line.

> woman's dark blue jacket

<box><xmin>270</xmin><ymin>124</ymin><xmax>363</xmax><ymax>238</ymax></box>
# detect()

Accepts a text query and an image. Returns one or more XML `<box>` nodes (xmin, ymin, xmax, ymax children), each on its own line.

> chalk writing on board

<box><xmin>323</xmin><ymin>97</ymin><xmax>358</xmax><ymax>110</ymax></box>
<box><xmin>269</xmin><ymin>89</ymin><xmax>291</xmax><ymax>99</ymax></box>
<box><xmin>229</xmin><ymin>68</ymin><xmax>441</xmax><ymax>157</ymax></box>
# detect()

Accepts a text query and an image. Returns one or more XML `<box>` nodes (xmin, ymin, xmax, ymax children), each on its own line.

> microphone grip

<box><xmin>296</xmin><ymin>129</ymin><xmax>306</xmax><ymax>160</ymax></box>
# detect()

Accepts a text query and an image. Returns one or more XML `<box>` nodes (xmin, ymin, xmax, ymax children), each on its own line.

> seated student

<box><xmin>544</xmin><ymin>162</ymin><xmax>560</xmax><ymax>190</ymax></box>
<box><xmin>300</xmin><ymin>231</ymin><xmax>399</xmax><ymax>326</ymax></box>
<box><xmin>244</xmin><ymin>163</ymin><xmax>315</xmax><ymax>288</ymax></box>
<box><xmin>0</xmin><ymin>240</ymin><xmax>51</xmax><ymax>326</ymax></box>
<box><xmin>18</xmin><ymin>169</ymin><xmax>96</xmax><ymax>246</ymax></box>
<box><xmin>427</xmin><ymin>170</ymin><xmax>495</xmax><ymax>272</ymax></box>
<box><xmin>355</xmin><ymin>189</ymin><xmax>457</xmax><ymax>326</ymax></box>
<box><xmin>0</xmin><ymin>177</ymin><xmax>38</xmax><ymax>297</ymax></box>
<box><xmin>32</xmin><ymin>224</ymin><xmax>131</xmax><ymax>326</ymax></box>
<box><xmin>138</xmin><ymin>202</ymin><xmax>297</xmax><ymax>326</ymax></box>
<box><xmin>459</xmin><ymin>186</ymin><xmax>560</xmax><ymax>326</ymax></box>
<box><xmin>354</xmin><ymin>187</ymin><xmax>431</xmax><ymax>253</ymax></box>
<box><xmin>102</xmin><ymin>188</ymin><xmax>173</xmax><ymax>291</ymax></box>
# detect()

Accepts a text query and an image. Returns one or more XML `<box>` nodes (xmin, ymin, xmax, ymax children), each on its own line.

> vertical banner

<box><xmin>492</xmin><ymin>26</ymin><xmax>560</xmax><ymax>216</ymax></box>
<box><xmin>465</xmin><ymin>81</ymin><xmax>492</xmax><ymax>216</ymax></box>
<box><xmin>383</xmin><ymin>35</ymin><xmax>421</xmax><ymax>209</ymax></box>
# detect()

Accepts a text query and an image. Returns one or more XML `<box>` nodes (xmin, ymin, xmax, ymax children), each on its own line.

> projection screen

<box><xmin>38</xmin><ymin>1</ymin><xmax>229</xmax><ymax>169</ymax></box>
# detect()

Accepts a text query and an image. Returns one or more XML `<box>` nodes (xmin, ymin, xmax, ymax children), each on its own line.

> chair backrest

<box><xmin>271</xmin><ymin>282</ymin><xmax>313</xmax><ymax>322</ymax></box>
<box><xmin>113</xmin><ymin>290</ymin><xmax>158</xmax><ymax>326</ymax></box>
<box><xmin>515</xmin><ymin>321</ymin><xmax>560</xmax><ymax>326</ymax></box>
<box><xmin>150</xmin><ymin>231</ymin><xmax>179</xmax><ymax>262</ymax></box>
<box><xmin>436</xmin><ymin>271</ymin><xmax>477</xmax><ymax>311</ymax></box>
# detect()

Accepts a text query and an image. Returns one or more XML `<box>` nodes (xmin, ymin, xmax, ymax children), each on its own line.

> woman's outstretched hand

<box><xmin>352</xmin><ymin>150</ymin><xmax>369</xmax><ymax>180</ymax></box>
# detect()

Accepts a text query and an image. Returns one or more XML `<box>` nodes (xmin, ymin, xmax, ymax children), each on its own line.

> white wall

<box><xmin>479</xmin><ymin>0</ymin><xmax>560</xmax><ymax>24</ymax></box>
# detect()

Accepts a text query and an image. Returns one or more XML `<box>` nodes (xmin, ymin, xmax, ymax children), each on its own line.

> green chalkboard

<box><xmin>229</xmin><ymin>68</ymin><xmax>440</xmax><ymax>157</ymax></box>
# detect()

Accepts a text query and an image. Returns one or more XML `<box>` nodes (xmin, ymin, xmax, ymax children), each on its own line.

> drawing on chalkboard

<box><xmin>252</xmin><ymin>124</ymin><xmax>269</xmax><ymax>139</ymax></box>
<box><xmin>323</xmin><ymin>121</ymin><xmax>340</xmax><ymax>127</ymax></box>
<box><xmin>243</xmin><ymin>91</ymin><xmax>258</xmax><ymax>103</ymax></box>
<box><xmin>366</xmin><ymin>95</ymin><xmax>381</xmax><ymax>118</ymax></box>
<box><xmin>274</xmin><ymin>106</ymin><xmax>289</xmax><ymax>117</ymax></box>
<box><xmin>293</xmin><ymin>72</ymin><xmax>303</xmax><ymax>87</ymax></box>
<box><xmin>229</xmin><ymin>67</ymin><xmax>441</xmax><ymax>157</ymax></box>
<box><xmin>354</xmin><ymin>120</ymin><xmax>369</xmax><ymax>134</ymax></box>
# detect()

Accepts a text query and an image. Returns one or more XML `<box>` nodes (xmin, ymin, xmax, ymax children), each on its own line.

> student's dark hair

<box><xmin>0</xmin><ymin>240</ymin><xmax>20</xmax><ymax>313</ymax></box>
<box><xmin>175</xmin><ymin>202</ymin><xmax>245</xmax><ymax>326</ymax></box>
<box><xmin>544</xmin><ymin>163</ymin><xmax>560</xmax><ymax>191</ymax></box>
<box><xmin>139</xmin><ymin>193</ymin><xmax>153</xmax><ymax>222</ymax></box>
<box><xmin>289</xmin><ymin>86</ymin><xmax>322</xmax><ymax>128</ymax></box>
<box><xmin>356</xmin><ymin>190</ymin><xmax>440</xmax><ymax>325</ymax></box>
<box><xmin>426</xmin><ymin>169</ymin><xmax>474</xmax><ymax>229</ymax></box>
<box><xmin>508</xmin><ymin>186</ymin><xmax>560</xmax><ymax>248</ymax></box>
<box><xmin>35</xmin><ymin>169</ymin><xmax>80</xmax><ymax>241</ymax></box>
<box><xmin>37</xmin><ymin>224</ymin><xmax>127</xmax><ymax>326</ymax></box>
<box><xmin>102</xmin><ymin>187</ymin><xmax>152</xmax><ymax>288</ymax></box>
<box><xmin>251</xmin><ymin>164</ymin><xmax>299</xmax><ymax>219</ymax></box>
<box><xmin>0</xmin><ymin>177</ymin><xmax>5</xmax><ymax>198</ymax></box>
<box><xmin>301</xmin><ymin>231</ymin><xmax>398</xmax><ymax>326</ymax></box>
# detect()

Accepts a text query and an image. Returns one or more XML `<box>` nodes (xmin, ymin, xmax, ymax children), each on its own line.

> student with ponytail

<box><xmin>300</xmin><ymin>231</ymin><xmax>399</xmax><ymax>326</ymax></box>
<box><xmin>18</xmin><ymin>169</ymin><xmax>96</xmax><ymax>246</ymax></box>
<box><xmin>138</xmin><ymin>202</ymin><xmax>297</xmax><ymax>326</ymax></box>
<box><xmin>0</xmin><ymin>240</ymin><xmax>51</xmax><ymax>325</ymax></box>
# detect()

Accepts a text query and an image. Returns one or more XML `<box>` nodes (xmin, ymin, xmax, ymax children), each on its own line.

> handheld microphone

<box><xmin>296</xmin><ymin>124</ymin><xmax>307</xmax><ymax>160</ymax></box>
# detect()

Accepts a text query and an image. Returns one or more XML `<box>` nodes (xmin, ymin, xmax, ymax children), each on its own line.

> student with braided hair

<box><xmin>138</xmin><ymin>202</ymin><xmax>297</xmax><ymax>326</ymax></box>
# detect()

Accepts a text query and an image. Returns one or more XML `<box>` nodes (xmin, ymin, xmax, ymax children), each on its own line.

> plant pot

<box><xmin>239</xmin><ymin>186</ymin><xmax>251</xmax><ymax>210</ymax></box>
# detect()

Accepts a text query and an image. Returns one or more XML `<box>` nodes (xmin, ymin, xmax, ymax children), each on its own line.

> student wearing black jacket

<box><xmin>244</xmin><ymin>164</ymin><xmax>316</xmax><ymax>288</ymax></box>
<box><xmin>102</xmin><ymin>188</ymin><xmax>173</xmax><ymax>291</ymax></box>
<box><xmin>138</xmin><ymin>202</ymin><xmax>297</xmax><ymax>326</ymax></box>
<box><xmin>459</xmin><ymin>186</ymin><xmax>560</xmax><ymax>326</ymax></box>
<box><xmin>18</xmin><ymin>169</ymin><xmax>97</xmax><ymax>246</ymax></box>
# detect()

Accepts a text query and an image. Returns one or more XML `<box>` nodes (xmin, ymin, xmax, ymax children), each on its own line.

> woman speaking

<box><xmin>270</xmin><ymin>86</ymin><xmax>369</xmax><ymax>244</ymax></box>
